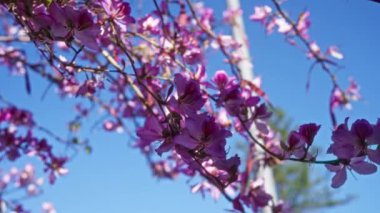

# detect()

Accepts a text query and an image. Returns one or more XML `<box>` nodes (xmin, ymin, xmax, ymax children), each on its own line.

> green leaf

<box><xmin>69</xmin><ymin>122</ymin><xmax>81</xmax><ymax>132</ymax></box>
<box><xmin>85</xmin><ymin>146</ymin><xmax>92</xmax><ymax>154</ymax></box>
<box><xmin>39</xmin><ymin>0</ymin><xmax>53</xmax><ymax>6</ymax></box>
<box><xmin>72</xmin><ymin>137</ymin><xmax>80</xmax><ymax>144</ymax></box>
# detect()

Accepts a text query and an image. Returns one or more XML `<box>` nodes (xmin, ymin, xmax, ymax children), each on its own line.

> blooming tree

<box><xmin>0</xmin><ymin>0</ymin><xmax>378</xmax><ymax>212</ymax></box>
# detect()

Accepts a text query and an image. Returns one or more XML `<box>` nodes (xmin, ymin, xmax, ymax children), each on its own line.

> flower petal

<box><xmin>331</xmin><ymin>167</ymin><xmax>347</xmax><ymax>188</ymax></box>
<box><xmin>367</xmin><ymin>149</ymin><xmax>380</xmax><ymax>165</ymax></box>
<box><xmin>155</xmin><ymin>140</ymin><xmax>173</xmax><ymax>156</ymax></box>
<box><xmin>352</xmin><ymin>119</ymin><xmax>373</xmax><ymax>140</ymax></box>
<box><xmin>173</xmin><ymin>133</ymin><xmax>198</xmax><ymax>149</ymax></box>
<box><xmin>368</xmin><ymin>119</ymin><xmax>380</xmax><ymax>145</ymax></box>
<box><xmin>350</xmin><ymin>160</ymin><xmax>377</xmax><ymax>175</ymax></box>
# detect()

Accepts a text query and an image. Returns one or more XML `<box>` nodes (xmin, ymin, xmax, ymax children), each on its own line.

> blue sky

<box><xmin>0</xmin><ymin>0</ymin><xmax>379</xmax><ymax>212</ymax></box>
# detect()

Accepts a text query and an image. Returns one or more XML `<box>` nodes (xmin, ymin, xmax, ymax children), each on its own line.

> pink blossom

<box><xmin>42</xmin><ymin>202</ymin><xmax>57</xmax><ymax>213</ymax></box>
<box><xmin>296</xmin><ymin>11</ymin><xmax>311</xmax><ymax>39</ymax></box>
<box><xmin>216</xmin><ymin>108</ymin><xmax>232</xmax><ymax>128</ymax></box>
<box><xmin>327</xmin><ymin>46</ymin><xmax>344</xmax><ymax>60</ymax></box>
<box><xmin>307</xmin><ymin>42</ymin><xmax>321</xmax><ymax>58</ymax></box>
<box><xmin>346</xmin><ymin>78</ymin><xmax>361</xmax><ymax>101</ymax></box>
<box><xmin>151</xmin><ymin>160</ymin><xmax>178</xmax><ymax>179</ymax></box>
<box><xmin>100</xmin><ymin>0</ymin><xmax>135</xmax><ymax>32</ymax></box>
<box><xmin>183</xmin><ymin>47</ymin><xmax>204</xmax><ymax>65</ymax></box>
<box><xmin>138</xmin><ymin>15</ymin><xmax>160</xmax><ymax>34</ymax></box>
<box><xmin>275</xmin><ymin>18</ymin><xmax>292</xmax><ymax>34</ymax></box>
<box><xmin>211</xmin><ymin>35</ymin><xmax>241</xmax><ymax>50</ymax></box>
<box><xmin>103</xmin><ymin>120</ymin><xmax>123</xmax><ymax>133</ymax></box>
<box><xmin>211</xmin><ymin>70</ymin><xmax>237</xmax><ymax>91</ymax></box>
<box><xmin>223</xmin><ymin>8</ymin><xmax>243</xmax><ymax>25</ymax></box>
<box><xmin>193</xmin><ymin>3</ymin><xmax>214</xmax><ymax>32</ymax></box>
<box><xmin>265</xmin><ymin>18</ymin><xmax>277</xmax><ymax>34</ymax></box>
<box><xmin>330</xmin><ymin>78</ymin><xmax>361</xmax><ymax>111</ymax></box>
<box><xmin>250</xmin><ymin>6</ymin><xmax>272</xmax><ymax>23</ymax></box>
<box><xmin>191</xmin><ymin>181</ymin><xmax>221</xmax><ymax>200</ymax></box>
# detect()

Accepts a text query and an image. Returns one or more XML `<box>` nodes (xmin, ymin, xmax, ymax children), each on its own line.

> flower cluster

<box><xmin>326</xmin><ymin>119</ymin><xmax>380</xmax><ymax>188</ymax></box>
<box><xmin>330</xmin><ymin>78</ymin><xmax>361</xmax><ymax>111</ymax></box>
<box><xmin>16</xmin><ymin>2</ymin><xmax>98</xmax><ymax>49</ymax></box>
<box><xmin>211</xmin><ymin>70</ymin><xmax>271</xmax><ymax>134</ymax></box>
<box><xmin>137</xmin><ymin>73</ymin><xmax>240</xmax><ymax>184</ymax></box>
<box><xmin>0</xmin><ymin>164</ymin><xmax>53</xmax><ymax>213</ymax></box>
<box><xmin>99</xmin><ymin>0</ymin><xmax>135</xmax><ymax>33</ymax></box>
<box><xmin>0</xmin><ymin>1</ymin><xmax>377</xmax><ymax>213</ymax></box>
<box><xmin>0</xmin><ymin>106</ymin><xmax>68</xmax><ymax>184</ymax></box>
<box><xmin>250</xmin><ymin>4</ymin><xmax>345</xmax><ymax>63</ymax></box>
<box><xmin>281</xmin><ymin>123</ymin><xmax>321</xmax><ymax>159</ymax></box>
<box><xmin>0</xmin><ymin>46</ymin><xmax>27</xmax><ymax>75</ymax></box>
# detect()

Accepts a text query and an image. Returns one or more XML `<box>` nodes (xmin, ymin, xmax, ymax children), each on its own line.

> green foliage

<box><xmin>273</xmin><ymin>162</ymin><xmax>353</xmax><ymax>212</ymax></box>
<box><xmin>42</xmin><ymin>0</ymin><xmax>53</xmax><ymax>6</ymax></box>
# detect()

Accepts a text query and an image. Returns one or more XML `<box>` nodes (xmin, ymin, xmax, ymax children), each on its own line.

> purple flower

<box><xmin>251</xmin><ymin>103</ymin><xmax>272</xmax><ymax>134</ymax></box>
<box><xmin>173</xmin><ymin>113</ymin><xmax>231</xmax><ymax>160</ymax></box>
<box><xmin>211</xmin><ymin>71</ymin><xmax>243</xmax><ymax>116</ymax></box>
<box><xmin>214</xmin><ymin>155</ymin><xmax>240</xmax><ymax>182</ymax></box>
<box><xmin>211</xmin><ymin>71</ymin><xmax>272</xmax><ymax>135</ymax></box>
<box><xmin>298</xmin><ymin>123</ymin><xmax>321</xmax><ymax>146</ymax></box>
<box><xmin>281</xmin><ymin>123</ymin><xmax>320</xmax><ymax>159</ymax></box>
<box><xmin>48</xmin><ymin>3</ymin><xmax>100</xmax><ymax>49</ymax></box>
<box><xmin>282</xmin><ymin>131</ymin><xmax>306</xmax><ymax>159</ymax></box>
<box><xmin>46</xmin><ymin>157</ymin><xmax>68</xmax><ymax>184</ymax></box>
<box><xmin>100</xmin><ymin>0</ymin><xmax>135</xmax><ymax>32</ymax></box>
<box><xmin>168</xmin><ymin>73</ymin><xmax>206</xmax><ymax>116</ymax></box>
<box><xmin>137</xmin><ymin>116</ymin><xmax>164</xmax><ymax>144</ymax></box>
<box><xmin>211</xmin><ymin>70</ymin><xmax>238</xmax><ymax>91</ymax></box>
<box><xmin>328</xmin><ymin>118</ymin><xmax>380</xmax><ymax>164</ymax></box>
<box><xmin>76</xmin><ymin>79</ymin><xmax>97</xmax><ymax>97</ymax></box>
<box><xmin>326</xmin><ymin>157</ymin><xmax>377</xmax><ymax>188</ymax></box>
<box><xmin>326</xmin><ymin>118</ymin><xmax>380</xmax><ymax>188</ymax></box>
<box><xmin>136</xmin><ymin>116</ymin><xmax>174</xmax><ymax>156</ymax></box>
<box><xmin>151</xmin><ymin>160</ymin><xmax>178</xmax><ymax>179</ymax></box>
<box><xmin>0</xmin><ymin>107</ymin><xmax>34</xmax><ymax>127</ymax></box>
<box><xmin>241</xmin><ymin>179</ymin><xmax>272</xmax><ymax>212</ymax></box>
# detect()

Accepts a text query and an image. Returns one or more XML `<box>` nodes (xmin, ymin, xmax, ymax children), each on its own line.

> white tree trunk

<box><xmin>225</xmin><ymin>1</ymin><xmax>278</xmax><ymax>212</ymax></box>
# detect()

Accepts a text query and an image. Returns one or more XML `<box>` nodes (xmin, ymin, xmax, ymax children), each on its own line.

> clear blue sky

<box><xmin>0</xmin><ymin>0</ymin><xmax>379</xmax><ymax>212</ymax></box>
